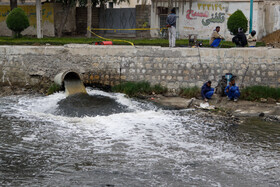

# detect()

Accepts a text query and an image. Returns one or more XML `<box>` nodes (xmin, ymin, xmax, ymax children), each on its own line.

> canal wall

<box><xmin>0</xmin><ymin>45</ymin><xmax>280</xmax><ymax>91</ymax></box>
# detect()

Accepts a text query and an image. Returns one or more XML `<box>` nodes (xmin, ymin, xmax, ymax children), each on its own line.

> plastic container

<box><xmin>95</xmin><ymin>41</ymin><xmax>113</xmax><ymax>45</ymax></box>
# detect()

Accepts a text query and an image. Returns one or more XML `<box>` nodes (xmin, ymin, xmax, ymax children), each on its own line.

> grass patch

<box><xmin>112</xmin><ymin>81</ymin><xmax>167</xmax><ymax>97</ymax></box>
<box><xmin>47</xmin><ymin>83</ymin><xmax>61</xmax><ymax>95</ymax></box>
<box><xmin>153</xmin><ymin>84</ymin><xmax>168</xmax><ymax>94</ymax></box>
<box><xmin>0</xmin><ymin>36</ymin><xmax>265</xmax><ymax>48</ymax></box>
<box><xmin>240</xmin><ymin>86</ymin><xmax>280</xmax><ymax>101</ymax></box>
<box><xmin>179</xmin><ymin>86</ymin><xmax>200</xmax><ymax>98</ymax></box>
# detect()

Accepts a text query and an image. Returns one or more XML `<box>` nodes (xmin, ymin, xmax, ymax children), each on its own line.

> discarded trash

<box><xmin>199</xmin><ymin>102</ymin><xmax>215</xmax><ymax>110</ymax></box>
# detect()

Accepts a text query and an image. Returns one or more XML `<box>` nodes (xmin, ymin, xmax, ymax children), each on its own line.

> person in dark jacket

<box><xmin>232</xmin><ymin>28</ymin><xmax>247</xmax><ymax>47</ymax></box>
<box><xmin>224</xmin><ymin>79</ymin><xmax>241</xmax><ymax>102</ymax></box>
<box><xmin>166</xmin><ymin>8</ymin><xmax>176</xmax><ymax>47</ymax></box>
<box><xmin>201</xmin><ymin>81</ymin><xmax>214</xmax><ymax>102</ymax></box>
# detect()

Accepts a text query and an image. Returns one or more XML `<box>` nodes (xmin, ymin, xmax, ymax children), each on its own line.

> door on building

<box><xmin>100</xmin><ymin>8</ymin><xmax>136</xmax><ymax>37</ymax></box>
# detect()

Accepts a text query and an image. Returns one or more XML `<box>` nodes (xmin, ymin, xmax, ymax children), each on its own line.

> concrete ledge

<box><xmin>0</xmin><ymin>45</ymin><xmax>279</xmax><ymax>90</ymax></box>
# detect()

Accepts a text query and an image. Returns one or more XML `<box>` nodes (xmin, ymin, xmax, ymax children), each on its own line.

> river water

<box><xmin>0</xmin><ymin>88</ymin><xmax>280</xmax><ymax>186</ymax></box>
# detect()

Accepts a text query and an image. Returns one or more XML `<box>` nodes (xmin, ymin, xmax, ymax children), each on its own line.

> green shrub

<box><xmin>152</xmin><ymin>84</ymin><xmax>168</xmax><ymax>94</ymax></box>
<box><xmin>179</xmin><ymin>86</ymin><xmax>200</xmax><ymax>98</ymax></box>
<box><xmin>112</xmin><ymin>81</ymin><xmax>150</xmax><ymax>97</ymax></box>
<box><xmin>227</xmin><ymin>10</ymin><xmax>248</xmax><ymax>35</ymax></box>
<box><xmin>240</xmin><ymin>86</ymin><xmax>280</xmax><ymax>101</ymax></box>
<box><xmin>47</xmin><ymin>83</ymin><xmax>61</xmax><ymax>95</ymax></box>
<box><xmin>112</xmin><ymin>81</ymin><xmax>168</xmax><ymax>97</ymax></box>
<box><xmin>6</xmin><ymin>8</ymin><xmax>30</xmax><ymax>38</ymax></box>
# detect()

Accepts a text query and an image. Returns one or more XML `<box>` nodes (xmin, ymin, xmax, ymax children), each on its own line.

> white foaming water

<box><xmin>0</xmin><ymin>88</ymin><xmax>279</xmax><ymax>186</ymax></box>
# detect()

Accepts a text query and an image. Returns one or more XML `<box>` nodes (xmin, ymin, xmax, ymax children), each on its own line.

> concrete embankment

<box><xmin>0</xmin><ymin>45</ymin><xmax>280</xmax><ymax>91</ymax></box>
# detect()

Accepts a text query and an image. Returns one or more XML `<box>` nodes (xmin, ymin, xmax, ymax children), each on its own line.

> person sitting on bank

<box><xmin>210</xmin><ymin>26</ymin><xmax>225</xmax><ymax>48</ymax></box>
<box><xmin>232</xmin><ymin>28</ymin><xmax>247</xmax><ymax>47</ymax></box>
<box><xmin>166</xmin><ymin>8</ymin><xmax>176</xmax><ymax>48</ymax></box>
<box><xmin>247</xmin><ymin>30</ymin><xmax>257</xmax><ymax>47</ymax></box>
<box><xmin>224</xmin><ymin>79</ymin><xmax>241</xmax><ymax>102</ymax></box>
<box><xmin>201</xmin><ymin>80</ymin><xmax>214</xmax><ymax>102</ymax></box>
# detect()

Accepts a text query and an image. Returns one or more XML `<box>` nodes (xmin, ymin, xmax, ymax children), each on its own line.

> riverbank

<box><xmin>150</xmin><ymin>94</ymin><xmax>280</xmax><ymax>123</ymax></box>
<box><xmin>1</xmin><ymin>85</ymin><xmax>279</xmax><ymax>124</ymax></box>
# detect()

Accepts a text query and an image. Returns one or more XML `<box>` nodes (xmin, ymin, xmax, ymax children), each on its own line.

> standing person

<box><xmin>247</xmin><ymin>30</ymin><xmax>257</xmax><ymax>47</ymax></box>
<box><xmin>166</xmin><ymin>8</ymin><xmax>176</xmax><ymax>48</ymax></box>
<box><xmin>232</xmin><ymin>27</ymin><xmax>247</xmax><ymax>47</ymax></box>
<box><xmin>201</xmin><ymin>80</ymin><xmax>214</xmax><ymax>102</ymax></box>
<box><xmin>224</xmin><ymin>79</ymin><xmax>241</xmax><ymax>102</ymax></box>
<box><xmin>210</xmin><ymin>26</ymin><xmax>225</xmax><ymax>47</ymax></box>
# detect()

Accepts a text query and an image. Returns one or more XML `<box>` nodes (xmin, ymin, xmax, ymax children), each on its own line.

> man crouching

<box><xmin>201</xmin><ymin>81</ymin><xmax>214</xmax><ymax>102</ymax></box>
<box><xmin>225</xmin><ymin>79</ymin><xmax>241</xmax><ymax>102</ymax></box>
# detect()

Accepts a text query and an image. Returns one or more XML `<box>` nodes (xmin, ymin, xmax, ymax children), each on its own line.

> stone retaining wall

<box><xmin>0</xmin><ymin>45</ymin><xmax>280</xmax><ymax>91</ymax></box>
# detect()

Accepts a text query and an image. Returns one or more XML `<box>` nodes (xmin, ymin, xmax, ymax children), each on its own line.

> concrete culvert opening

<box><xmin>64</xmin><ymin>72</ymin><xmax>81</xmax><ymax>81</ymax></box>
<box><xmin>54</xmin><ymin>71</ymin><xmax>87</xmax><ymax>96</ymax></box>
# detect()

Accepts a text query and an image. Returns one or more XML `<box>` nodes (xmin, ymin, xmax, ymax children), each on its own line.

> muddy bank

<box><xmin>0</xmin><ymin>84</ymin><xmax>50</xmax><ymax>97</ymax></box>
<box><xmin>149</xmin><ymin>94</ymin><xmax>280</xmax><ymax>123</ymax></box>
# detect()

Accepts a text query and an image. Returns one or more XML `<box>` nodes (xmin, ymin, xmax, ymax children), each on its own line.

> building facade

<box><xmin>150</xmin><ymin>0</ymin><xmax>280</xmax><ymax>40</ymax></box>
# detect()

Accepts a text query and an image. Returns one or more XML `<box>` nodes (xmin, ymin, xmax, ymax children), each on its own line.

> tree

<box><xmin>55</xmin><ymin>0</ymin><xmax>76</xmax><ymax>37</ymax></box>
<box><xmin>227</xmin><ymin>9</ymin><xmax>248</xmax><ymax>35</ymax></box>
<box><xmin>10</xmin><ymin>0</ymin><xmax>17</xmax><ymax>10</ymax></box>
<box><xmin>87</xmin><ymin>0</ymin><xmax>92</xmax><ymax>38</ymax></box>
<box><xmin>6</xmin><ymin>7</ymin><xmax>30</xmax><ymax>38</ymax></box>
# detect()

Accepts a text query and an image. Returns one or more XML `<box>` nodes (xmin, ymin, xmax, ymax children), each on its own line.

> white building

<box><xmin>150</xmin><ymin>0</ymin><xmax>280</xmax><ymax>40</ymax></box>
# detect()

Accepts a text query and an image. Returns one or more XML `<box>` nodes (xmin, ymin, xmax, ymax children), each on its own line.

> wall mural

<box><xmin>0</xmin><ymin>3</ymin><xmax>54</xmax><ymax>27</ymax></box>
<box><xmin>202</xmin><ymin>12</ymin><xmax>225</xmax><ymax>26</ymax></box>
<box><xmin>185</xmin><ymin>2</ymin><xmax>228</xmax><ymax>27</ymax></box>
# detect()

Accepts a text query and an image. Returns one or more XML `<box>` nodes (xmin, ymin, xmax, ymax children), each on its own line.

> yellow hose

<box><xmin>87</xmin><ymin>27</ymin><xmax>134</xmax><ymax>46</ymax></box>
<box><xmin>87</xmin><ymin>27</ymin><xmax>168</xmax><ymax>46</ymax></box>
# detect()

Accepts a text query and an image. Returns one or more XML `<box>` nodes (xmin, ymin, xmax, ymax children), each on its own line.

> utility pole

<box><xmin>86</xmin><ymin>0</ymin><xmax>92</xmax><ymax>38</ymax></box>
<box><xmin>10</xmin><ymin>0</ymin><xmax>17</xmax><ymax>37</ymax></box>
<box><xmin>36</xmin><ymin>0</ymin><xmax>43</xmax><ymax>38</ymax></box>
<box><xmin>249</xmin><ymin>0</ymin><xmax>253</xmax><ymax>33</ymax></box>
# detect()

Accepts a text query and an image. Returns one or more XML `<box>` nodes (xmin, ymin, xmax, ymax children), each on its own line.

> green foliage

<box><xmin>47</xmin><ymin>83</ymin><xmax>61</xmax><ymax>95</ymax></box>
<box><xmin>112</xmin><ymin>81</ymin><xmax>167</xmax><ymax>97</ymax></box>
<box><xmin>227</xmin><ymin>10</ymin><xmax>248</xmax><ymax>35</ymax></box>
<box><xmin>6</xmin><ymin>8</ymin><xmax>30</xmax><ymax>38</ymax></box>
<box><xmin>179</xmin><ymin>86</ymin><xmax>200</xmax><ymax>98</ymax></box>
<box><xmin>240</xmin><ymin>86</ymin><xmax>280</xmax><ymax>101</ymax></box>
<box><xmin>153</xmin><ymin>84</ymin><xmax>168</xmax><ymax>94</ymax></box>
<box><xmin>0</xmin><ymin>37</ymin><xmax>266</xmax><ymax>47</ymax></box>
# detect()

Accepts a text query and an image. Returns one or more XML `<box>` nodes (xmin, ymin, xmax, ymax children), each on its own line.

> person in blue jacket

<box><xmin>201</xmin><ymin>80</ymin><xmax>214</xmax><ymax>102</ymax></box>
<box><xmin>225</xmin><ymin>79</ymin><xmax>241</xmax><ymax>102</ymax></box>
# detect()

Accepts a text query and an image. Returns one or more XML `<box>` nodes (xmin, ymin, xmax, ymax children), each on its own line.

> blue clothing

<box><xmin>166</xmin><ymin>13</ymin><xmax>176</xmax><ymax>27</ymax></box>
<box><xmin>224</xmin><ymin>84</ymin><xmax>241</xmax><ymax>99</ymax></box>
<box><xmin>201</xmin><ymin>83</ymin><xmax>214</xmax><ymax>99</ymax></box>
<box><xmin>211</xmin><ymin>38</ymin><xmax>221</xmax><ymax>47</ymax></box>
<box><xmin>205</xmin><ymin>88</ymin><xmax>214</xmax><ymax>99</ymax></box>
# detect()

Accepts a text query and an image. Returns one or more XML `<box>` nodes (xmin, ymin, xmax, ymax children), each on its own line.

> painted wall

<box><xmin>0</xmin><ymin>3</ymin><xmax>55</xmax><ymax>36</ymax></box>
<box><xmin>151</xmin><ymin>1</ymin><xmax>265</xmax><ymax>40</ymax></box>
<box><xmin>263</xmin><ymin>1</ymin><xmax>280</xmax><ymax>36</ymax></box>
<box><xmin>1</xmin><ymin>45</ymin><xmax>280</xmax><ymax>91</ymax></box>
